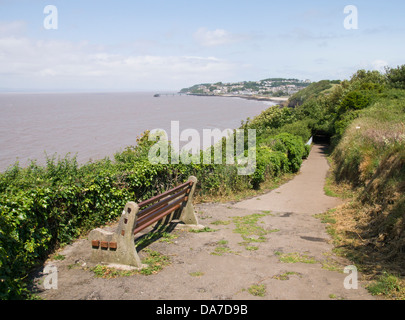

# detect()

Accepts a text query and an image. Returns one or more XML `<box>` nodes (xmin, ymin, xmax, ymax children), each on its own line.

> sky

<box><xmin>0</xmin><ymin>0</ymin><xmax>405</xmax><ymax>92</ymax></box>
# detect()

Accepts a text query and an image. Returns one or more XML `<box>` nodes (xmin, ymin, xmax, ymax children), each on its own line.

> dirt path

<box><xmin>234</xmin><ymin>144</ymin><xmax>343</xmax><ymax>214</ymax></box>
<box><xmin>34</xmin><ymin>145</ymin><xmax>375</xmax><ymax>300</ymax></box>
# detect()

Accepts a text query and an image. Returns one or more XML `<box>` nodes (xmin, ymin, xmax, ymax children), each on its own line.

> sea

<box><xmin>0</xmin><ymin>92</ymin><xmax>275</xmax><ymax>172</ymax></box>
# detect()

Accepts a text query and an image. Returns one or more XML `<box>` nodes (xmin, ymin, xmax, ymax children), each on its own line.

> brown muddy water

<box><xmin>0</xmin><ymin>92</ymin><xmax>274</xmax><ymax>171</ymax></box>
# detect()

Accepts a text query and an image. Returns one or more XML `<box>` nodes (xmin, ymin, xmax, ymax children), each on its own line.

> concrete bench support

<box><xmin>89</xmin><ymin>202</ymin><xmax>142</xmax><ymax>268</ymax></box>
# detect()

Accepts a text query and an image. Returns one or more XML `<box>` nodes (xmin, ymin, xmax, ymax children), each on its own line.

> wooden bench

<box><xmin>88</xmin><ymin>176</ymin><xmax>199</xmax><ymax>268</ymax></box>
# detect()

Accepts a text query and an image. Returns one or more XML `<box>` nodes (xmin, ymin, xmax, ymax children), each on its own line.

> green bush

<box><xmin>278</xmin><ymin>119</ymin><xmax>313</xmax><ymax>143</ymax></box>
<box><xmin>244</xmin><ymin>106</ymin><xmax>296</xmax><ymax>133</ymax></box>
<box><xmin>251</xmin><ymin>146</ymin><xmax>289</xmax><ymax>189</ymax></box>
<box><xmin>333</xmin><ymin>110</ymin><xmax>362</xmax><ymax>138</ymax></box>
<box><xmin>271</xmin><ymin>133</ymin><xmax>306</xmax><ymax>173</ymax></box>
<box><xmin>338</xmin><ymin>91</ymin><xmax>371</xmax><ymax>113</ymax></box>
<box><xmin>288</xmin><ymin>80</ymin><xmax>334</xmax><ymax>107</ymax></box>
<box><xmin>386</xmin><ymin>65</ymin><xmax>405</xmax><ymax>89</ymax></box>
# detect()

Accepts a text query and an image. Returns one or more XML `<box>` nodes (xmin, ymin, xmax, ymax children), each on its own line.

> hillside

<box><xmin>287</xmin><ymin>80</ymin><xmax>341</xmax><ymax>108</ymax></box>
<box><xmin>180</xmin><ymin>78</ymin><xmax>311</xmax><ymax>97</ymax></box>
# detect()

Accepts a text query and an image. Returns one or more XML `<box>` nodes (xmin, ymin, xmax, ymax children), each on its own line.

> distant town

<box><xmin>179</xmin><ymin>78</ymin><xmax>312</xmax><ymax>99</ymax></box>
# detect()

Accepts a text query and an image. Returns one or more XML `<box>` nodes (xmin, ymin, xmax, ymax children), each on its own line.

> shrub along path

<box><xmin>34</xmin><ymin>144</ymin><xmax>376</xmax><ymax>300</ymax></box>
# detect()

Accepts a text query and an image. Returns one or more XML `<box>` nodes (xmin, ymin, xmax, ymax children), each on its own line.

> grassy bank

<box><xmin>328</xmin><ymin>98</ymin><xmax>405</xmax><ymax>299</ymax></box>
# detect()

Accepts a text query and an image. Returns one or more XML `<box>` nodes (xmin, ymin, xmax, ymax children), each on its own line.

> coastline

<box><xmin>187</xmin><ymin>93</ymin><xmax>289</xmax><ymax>105</ymax></box>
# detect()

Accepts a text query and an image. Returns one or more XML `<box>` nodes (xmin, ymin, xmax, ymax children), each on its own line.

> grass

<box><xmin>275</xmin><ymin>251</ymin><xmax>317</xmax><ymax>264</ymax></box>
<box><xmin>261</xmin><ymin>210</ymin><xmax>274</xmax><ymax>216</ymax></box>
<box><xmin>189</xmin><ymin>271</ymin><xmax>205</xmax><ymax>277</ymax></box>
<box><xmin>211</xmin><ymin>220</ymin><xmax>231</xmax><ymax>226</ymax></box>
<box><xmin>247</xmin><ymin>284</ymin><xmax>266</xmax><ymax>297</ymax></box>
<box><xmin>51</xmin><ymin>254</ymin><xmax>66</xmax><ymax>261</ymax></box>
<box><xmin>321</xmin><ymin>203</ymin><xmax>405</xmax><ymax>300</ymax></box>
<box><xmin>217</xmin><ymin>239</ymin><xmax>228</xmax><ymax>245</ymax></box>
<box><xmin>268</xmin><ymin>229</ymin><xmax>280</xmax><ymax>234</ymax></box>
<box><xmin>367</xmin><ymin>272</ymin><xmax>405</xmax><ymax>300</ymax></box>
<box><xmin>158</xmin><ymin>232</ymin><xmax>178</xmax><ymax>244</ymax></box>
<box><xmin>231</xmin><ymin>213</ymin><xmax>280</xmax><ymax>250</ymax></box>
<box><xmin>91</xmin><ymin>265</ymin><xmax>134</xmax><ymax>279</ymax></box>
<box><xmin>140</xmin><ymin>249</ymin><xmax>171</xmax><ymax>275</ymax></box>
<box><xmin>232</xmin><ymin>213</ymin><xmax>271</xmax><ymax>243</ymax></box>
<box><xmin>272</xmin><ymin>271</ymin><xmax>302</xmax><ymax>281</ymax></box>
<box><xmin>321</xmin><ymin>258</ymin><xmax>345</xmax><ymax>273</ymax></box>
<box><xmin>90</xmin><ymin>249</ymin><xmax>170</xmax><ymax>278</ymax></box>
<box><xmin>320</xmin><ymin>151</ymin><xmax>405</xmax><ymax>299</ymax></box>
<box><xmin>210</xmin><ymin>240</ymin><xmax>237</xmax><ymax>256</ymax></box>
<box><xmin>314</xmin><ymin>210</ymin><xmax>337</xmax><ymax>225</ymax></box>
<box><xmin>324</xmin><ymin>172</ymin><xmax>354</xmax><ymax>199</ymax></box>
<box><xmin>245</xmin><ymin>246</ymin><xmax>259</xmax><ymax>251</ymax></box>
<box><xmin>189</xmin><ymin>226</ymin><xmax>217</xmax><ymax>233</ymax></box>
<box><xmin>211</xmin><ymin>246</ymin><xmax>233</xmax><ymax>256</ymax></box>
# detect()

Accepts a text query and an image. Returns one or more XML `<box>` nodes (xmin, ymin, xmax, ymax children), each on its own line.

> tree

<box><xmin>350</xmin><ymin>69</ymin><xmax>386</xmax><ymax>86</ymax></box>
<box><xmin>385</xmin><ymin>65</ymin><xmax>405</xmax><ymax>89</ymax></box>
<box><xmin>339</xmin><ymin>91</ymin><xmax>370</xmax><ymax>114</ymax></box>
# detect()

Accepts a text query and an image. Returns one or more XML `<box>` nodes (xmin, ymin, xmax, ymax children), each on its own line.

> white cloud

<box><xmin>280</xmin><ymin>27</ymin><xmax>346</xmax><ymax>42</ymax></box>
<box><xmin>0</xmin><ymin>36</ymin><xmax>237</xmax><ymax>90</ymax></box>
<box><xmin>0</xmin><ymin>20</ymin><xmax>26</xmax><ymax>36</ymax></box>
<box><xmin>193</xmin><ymin>27</ymin><xmax>244</xmax><ymax>47</ymax></box>
<box><xmin>371</xmin><ymin>59</ymin><xmax>389</xmax><ymax>72</ymax></box>
<box><xmin>354</xmin><ymin>59</ymin><xmax>390</xmax><ymax>75</ymax></box>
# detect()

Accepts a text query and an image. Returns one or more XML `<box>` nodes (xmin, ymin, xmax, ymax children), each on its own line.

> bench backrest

<box><xmin>133</xmin><ymin>179</ymin><xmax>194</xmax><ymax>235</ymax></box>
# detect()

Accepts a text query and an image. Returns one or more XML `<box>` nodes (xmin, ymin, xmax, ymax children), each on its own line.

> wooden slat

<box><xmin>134</xmin><ymin>196</ymin><xmax>187</xmax><ymax>235</ymax></box>
<box><xmin>132</xmin><ymin>179</ymin><xmax>195</xmax><ymax>237</ymax></box>
<box><xmin>133</xmin><ymin>203</ymin><xmax>182</xmax><ymax>235</ymax></box>
<box><xmin>138</xmin><ymin>181</ymin><xmax>191</xmax><ymax>208</ymax></box>
<box><xmin>136</xmin><ymin>195</ymin><xmax>186</xmax><ymax>227</ymax></box>
<box><xmin>138</xmin><ymin>187</ymin><xmax>189</xmax><ymax>218</ymax></box>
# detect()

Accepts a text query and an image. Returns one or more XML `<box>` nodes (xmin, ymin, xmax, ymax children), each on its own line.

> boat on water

<box><xmin>154</xmin><ymin>94</ymin><xmax>160</xmax><ymax>97</ymax></box>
